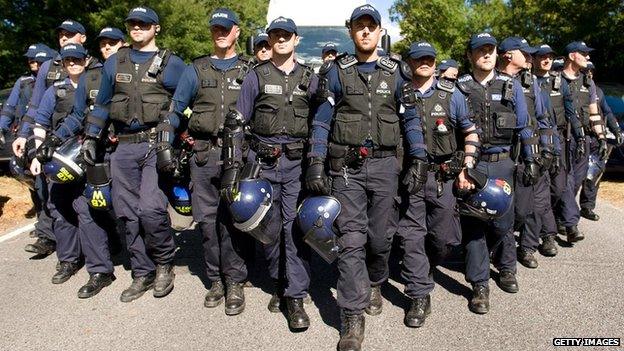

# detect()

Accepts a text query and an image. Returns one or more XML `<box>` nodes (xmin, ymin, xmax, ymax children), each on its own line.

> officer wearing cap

<box><xmin>1</xmin><ymin>44</ymin><xmax>54</xmax><ymax>247</ymax></box>
<box><xmin>579</xmin><ymin>62</ymin><xmax>622</xmax><ymax>221</ymax></box>
<box><xmin>560</xmin><ymin>41</ymin><xmax>607</xmax><ymax>242</ymax></box>
<box><xmin>224</xmin><ymin>15</ymin><xmax>317</xmax><ymax>330</ymax></box>
<box><xmin>397</xmin><ymin>41</ymin><xmax>479</xmax><ymax>327</ymax></box>
<box><xmin>532</xmin><ymin>43</ymin><xmax>574</xmax><ymax>257</ymax></box>
<box><xmin>307</xmin><ymin>5</ymin><xmax>425</xmax><ymax>350</ymax></box>
<box><xmin>456</xmin><ymin>32</ymin><xmax>536</xmax><ymax>313</ymax></box>
<box><xmin>322</xmin><ymin>43</ymin><xmax>338</xmax><ymax>62</ymax></box>
<box><xmin>253</xmin><ymin>33</ymin><xmax>271</xmax><ymax>62</ymax></box>
<box><xmin>163</xmin><ymin>7</ymin><xmax>252</xmax><ymax>315</ymax></box>
<box><xmin>437</xmin><ymin>59</ymin><xmax>459</xmax><ymax>80</ymax></box>
<box><xmin>82</xmin><ymin>6</ymin><xmax>187</xmax><ymax>302</ymax></box>
<box><xmin>27</xmin><ymin>44</ymin><xmax>89</xmax><ymax>285</ymax></box>
<box><xmin>497</xmin><ymin>36</ymin><xmax>555</xmax><ymax>269</ymax></box>
<box><xmin>35</xmin><ymin>27</ymin><xmax>128</xmax><ymax>298</ymax></box>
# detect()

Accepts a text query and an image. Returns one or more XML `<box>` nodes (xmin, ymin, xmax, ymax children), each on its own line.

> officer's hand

<box><xmin>220</xmin><ymin>163</ymin><xmax>240</xmax><ymax>202</ymax></box>
<box><xmin>575</xmin><ymin>138</ymin><xmax>586</xmax><ymax>158</ymax></box>
<box><xmin>30</xmin><ymin>158</ymin><xmax>41</xmax><ymax>176</ymax></box>
<box><xmin>36</xmin><ymin>134</ymin><xmax>62</xmax><ymax>163</ymax></box>
<box><xmin>305</xmin><ymin>157</ymin><xmax>330</xmax><ymax>195</ymax></box>
<box><xmin>550</xmin><ymin>155</ymin><xmax>561</xmax><ymax>176</ymax></box>
<box><xmin>617</xmin><ymin>132</ymin><xmax>624</xmax><ymax>146</ymax></box>
<box><xmin>155</xmin><ymin>142</ymin><xmax>176</xmax><ymax>173</ymax></box>
<box><xmin>12</xmin><ymin>137</ymin><xmax>27</xmax><ymax>157</ymax></box>
<box><xmin>0</xmin><ymin>129</ymin><xmax>6</xmax><ymax>149</ymax></box>
<box><xmin>403</xmin><ymin>159</ymin><xmax>428</xmax><ymax>195</ymax></box>
<box><xmin>522</xmin><ymin>161</ymin><xmax>540</xmax><ymax>186</ymax></box>
<box><xmin>598</xmin><ymin>139</ymin><xmax>609</xmax><ymax>161</ymax></box>
<box><xmin>539</xmin><ymin>151</ymin><xmax>555</xmax><ymax>174</ymax></box>
<box><xmin>456</xmin><ymin>168</ymin><xmax>476</xmax><ymax>191</ymax></box>
<box><xmin>81</xmin><ymin>137</ymin><xmax>98</xmax><ymax>166</ymax></box>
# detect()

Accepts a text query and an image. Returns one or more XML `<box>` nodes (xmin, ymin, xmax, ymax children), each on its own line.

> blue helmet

<box><xmin>297</xmin><ymin>196</ymin><xmax>343</xmax><ymax>264</ymax></box>
<box><xmin>9</xmin><ymin>155</ymin><xmax>35</xmax><ymax>191</ymax></box>
<box><xmin>228</xmin><ymin>178</ymin><xmax>274</xmax><ymax>244</ymax></box>
<box><xmin>42</xmin><ymin>135</ymin><xmax>85</xmax><ymax>184</ymax></box>
<box><xmin>457</xmin><ymin>169</ymin><xmax>513</xmax><ymax>220</ymax></box>
<box><xmin>170</xmin><ymin>184</ymin><xmax>192</xmax><ymax>216</ymax></box>
<box><xmin>84</xmin><ymin>162</ymin><xmax>112</xmax><ymax>210</ymax></box>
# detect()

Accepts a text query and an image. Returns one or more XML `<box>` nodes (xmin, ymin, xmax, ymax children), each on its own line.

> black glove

<box><xmin>36</xmin><ymin>134</ymin><xmax>62</xmax><ymax>163</ymax></box>
<box><xmin>598</xmin><ymin>138</ymin><xmax>609</xmax><ymax>161</ymax></box>
<box><xmin>539</xmin><ymin>151</ymin><xmax>554</xmax><ymax>174</ymax></box>
<box><xmin>575</xmin><ymin>138</ymin><xmax>586</xmax><ymax>159</ymax></box>
<box><xmin>617</xmin><ymin>132</ymin><xmax>624</xmax><ymax>146</ymax></box>
<box><xmin>81</xmin><ymin>137</ymin><xmax>98</xmax><ymax>166</ymax></box>
<box><xmin>305</xmin><ymin>157</ymin><xmax>330</xmax><ymax>195</ymax></box>
<box><xmin>0</xmin><ymin>129</ymin><xmax>5</xmax><ymax>148</ymax></box>
<box><xmin>522</xmin><ymin>161</ymin><xmax>540</xmax><ymax>186</ymax></box>
<box><xmin>403</xmin><ymin>159</ymin><xmax>428</xmax><ymax>194</ymax></box>
<box><xmin>155</xmin><ymin>142</ymin><xmax>176</xmax><ymax>173</ymax></box>
<box><xmin>550</xmin><ymin>155</ymin><xmax>561</xmax><ymax>176</ymax></box>
<box><xmin>220</xmin><ymin>162</ymin><xmax>240</xmax><ymax>202</ymax></box>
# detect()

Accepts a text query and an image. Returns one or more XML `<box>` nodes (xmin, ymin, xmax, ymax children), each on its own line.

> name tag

<box><xmin>47</xmin><ymin>71</ymin><xmax>61</xmax><ymax>80</ymax></box>
<box><xmin>264</xmin><ymin>84</ymin><xmax>283</xmax><ymax>95</ymax></box>
<box><xmin>115</xmin><ymin>73</ymin><xmax>132</xmax><ymax>83</ymax></box>
<box><xmin>491</xmin><ymin>94</ymin><xmax>502</xmax><ymax>101</ymax></box>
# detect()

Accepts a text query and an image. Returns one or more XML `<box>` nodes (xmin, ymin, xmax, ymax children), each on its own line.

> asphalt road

<box><xmin>0</xmin><ymin>201</ymin><xmax>623</xmax><ymax>351</ymax></box>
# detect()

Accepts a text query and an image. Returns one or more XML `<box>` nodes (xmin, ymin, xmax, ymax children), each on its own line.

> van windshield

<box><xmin>295</xmin><ymin>26</ymin><xmax>354</xmax><ymax>68</ymax></box>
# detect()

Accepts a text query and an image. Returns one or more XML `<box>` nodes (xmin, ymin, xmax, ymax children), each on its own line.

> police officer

<box><xmin>163</xmin><ymin>8</ymin><xmax>251</xmax><ymax>315</ymax></box>
<box><xmin>224</xmin><ymin>16</ymin><xmax>316</xmax><ymax>329</ymax></box>
<box><xmin>307</xmin><ymin>5</ymin><xmax>425</xmax><ymax>350</ymax></box>
<box><xmin>579</xmin><ymin>62</ymin><xmax>622</xmax><ymax>220</ymax></box>
<box><xmin>253</xmin><ymin>33</ymin><xmax>272</xmax><ymax>63</ymax></box>
<box><xmin>398</xmin><ymin>41</ymin><xmax>479</xmax><ymax>327</ymax></box>
<box><xmin>28</xmin><ymin>44</ymin><xmax>89</xmax><ymax>284</ymax></box>
<box><xmin>456</xmin><ymin>32</ymin><xmax>538</xmax><ymax>313</ymax></box>
<box><xmin>35</xmin><ymin>28</ymin><xmax>126</xmax><ymax>298</ymax></box>
<box><xmin>437</xmin><ymin>59</ymin><xmax>459</xmax><ymax>80</ymax></box>
<box><xmin>321</xmin><ymin>43</ymin><xmax>338</xmax><ymax>62</ymax></box>
<box><xmin>560</xmin><ymin>41</ymin><xmax>608</xmax><ymax>242</ymax></box>
<box><xmin>1</xmin><ymin>44</ymin><xmax>54</xmax><ymax>245</ymax></box>
<box><xmin>14</xmin><ymin>20</ymin><xmax>87</xmax><ymax>257</ymax></box>
<box><xmin>497</xmin><ymin>37</ymin><xmax>556</xmax><ymax>269</ymax></box>
<box><xmin>82</xmin><ymin>7</ymin><xmax>187</xmax><ymax>302</ymax></box>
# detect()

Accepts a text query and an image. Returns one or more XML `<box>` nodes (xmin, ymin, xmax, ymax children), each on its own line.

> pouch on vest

<box><xmin>331</xmin><ymin>112</ymin><xmax>362</xmax><ymax>146</ymax></box>
<box><xmin>284</xmin><ymin>142</ymin><xmax>304</xmax><ymax>160</ymax></box>
<box><xmin>292</xmin><ymin>108</ymin><xmax>310</xmax><ymax>138</ymax></box>
<box><xmin>492</xmin><ymin>111</ymin><xmax>517</xmax><ymax>142</ymax></box>
<box><xmin>376</xmin><ymin>113</ymin><xmax>400</xmax><ymax>147</ymax></box>
<box><xmin>142</xmin><ymin>94</ymin><xmax>170</xmax><ymax>124</ymax></box>
<box><xmin>109</xmin><ymin>95</ymin><xmax>130</xmax><ymax>122</ymax></box>
<box><xmin>251</xmin><ymin>103</ymin><xmax>280</xmax><ymax>136</ymax></box>
<box><xmin>189</xmin><ymin>105</ymin><xmax>220</xmax><ymax>136</ymax></box>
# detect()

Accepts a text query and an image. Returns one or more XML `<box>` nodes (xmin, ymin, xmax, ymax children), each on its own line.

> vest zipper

<box><xmin>366</xmin><ymin>74</ymin><xmax>372</xmax><ymax>142</ymax></box>
<box><xmin>283</xmin><ymin>74</ymin><xmax>289</xmax><ymax>134</ymax></box>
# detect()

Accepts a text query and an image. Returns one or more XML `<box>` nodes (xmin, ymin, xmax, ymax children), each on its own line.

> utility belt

<box><xmin>250</xmin><ymin>139</ymin><xmax>304</xmax><ymax>163</ymax></box>
<box><xmin>189</xmin><ymin>131</ymin><xmax>223</xmax><ymax>146</ymax></box>
<box><xmin>328</xmin><ymin>142</ymin><xmax>397</xmax><ymax>172</ymax></box>
<box><xmin>116</xmin><ymin>128</ymin><xmax>157</xmax><ymax>144</ymax></box>
<box><xmin>479</xmin><ymin>151</ymin><xmax>510</xmax><ymax>162</ymax></box>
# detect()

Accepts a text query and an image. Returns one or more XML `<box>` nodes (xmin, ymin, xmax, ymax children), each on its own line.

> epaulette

<box><xmin>377</xmin><ymin>56</ymin><xmax>398</xmax><ymax>73</ymax></box>
<box><xmin>337</xmin><ymin>53</ymin><xmax>357</xmax><ymax>69</ymax></box>
<box><xmin>457</xmin><ymin>74</ymin><xmax>473</xmax><ymax>83</ymax></box>
<box><xmin>456</xmin><ymin>74</ymin><xmax>473</xmax><ymax>93</ymax></box>
<box><xmin>436</xmin><ymin>77</ymin><xmax>455</xmax><ymax>93</ymax></box>
<box><xmin>53</xmin><ymin>80</ymin><xmax>66</xmax><ymax>87</ymax></box>
<box><xmin>20</xmin><ymin>76</ymin><xmax>34</xmax><ymax>82</ymax></box>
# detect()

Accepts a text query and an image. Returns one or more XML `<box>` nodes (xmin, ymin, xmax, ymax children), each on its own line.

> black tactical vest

<box><xmin>418</xmin><ymin>79</ymin><xmax>457</xmax><ymax>158</ymax></box>
<box><xmin>51</xmin><ymin>81</ymin><xmax>77</xmax><ymax>129</ymax></box>
<box><xmin>564</xmin><ymin>71</ymin><xmax>592</xmax><ymax>130</ymax></box>
<box><xmin>83</xmin><ymin>60</ymin><xmax>103</xmax><ymax>113</ymax></box>
<box><xmin>331</xmin><ymin>55</ymin><xmax>400</xmax><ymax>148</ymax></box>
<box><xmin>109</xmin><ymin>47</ymin><xmax>172</xmax><ymax>126</ymax></box>
<box><xmin>250</xmin><ymin>61</ymin><xmax>313</xmax><ymax>138</ymax></box>
<box><xmin>540</xmin><ymin>72</ymin><xmax>566</xmax><ymax>129</ymax></box>
<box><xmin>457</xmin><ymin>73</ymin><xmax>517</xmax><ymax>147</ymax></box>
<box><xmin>188</xmin><ymin>55</ymin><xmax>250</xmax><ymax>137</ymax></box>
<box><xmin>517</xmin><ymin>71</ymin><xmax>538</xmax><ymax>128</ymax></box>
<box><xmin>17</xmin><ymin>76</ymin><xmax>35</xmax><ymax>119</ymax></box>
<box><xmin>45</xmin><ymin>58</ymin><xmax>67</xmax><ymax>88</ymax></box>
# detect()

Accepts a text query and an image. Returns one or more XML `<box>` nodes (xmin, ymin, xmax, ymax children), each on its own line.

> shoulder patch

<box><xmin>377</xmin><ymin>56</ymin><xmax>397</xmax><ymax>73</ymax></box>
<box><xmin>337</xmin><ymin>54</ymin><xmax>357</xmax><ymax>69</ymax></box>
<box><xmin>437</xmin><ymin>78</ymin><xmax>455</xmax><ymax>93</ymax></box>
<box><xmin>318</xmin><ymin>60</ymin><xmax>334</xmax><ymax>76</ymax></box>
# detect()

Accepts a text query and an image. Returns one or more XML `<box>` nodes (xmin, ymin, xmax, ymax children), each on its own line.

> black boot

<box><xmin>338</xmin><ymin>313</ymin><xmax>365</xmax><ymax>351</ymax></box>
<box><xmin>24</xmin><ymin>237</ymin><xmax>56</xmax><ymax>255</ymax></box>
<box><xmin>51</xmin><ymin>261</ymin><xmax>80</xmax><ymax>284</ymax></box>
<box><xmin>580</xmin><ymin>208</ymin><xmax>600</xmax><ymax>221</ymax></box>
<box><xmin>517</xmin><ymin>249</ymin><xmax>539</xmax><ymax>269</ymax></box>
<box><xmin>468</xmin><ymin>285</ymin><xmax>489</xmax><ymax>314</ymax></box>
<box><xmin>78</xmin><ymin>273</ymin><xmax>116</xmax><ymax>298</ymax></box>
<box><xmin>566</xmin><ymin>225</ymin><xmax>584</xmax><ymax>243</ymax></box>
<box><xmin>286</xmin><ymin>298</ymin><xmax>310</xmax><ymax>329</ymax></box>
<box><xmin>268</xmin><ymin>293</ymin><xmax>281</xmax><ymax>313</ymax></box>
<box><xmin>539</xmin><ymin>235</ymin><xmax>558</xmax><ymax>257</ymax></box>
<box><xmin>404</xmin><ymin>295</ymin><xmax>431</xmax><ymax>328</ymax></box>
<box><xmin>225</xmin><ymin>282</ymin><xmax>245</xmax><ymax>315</ymax></box>
<box><xmin>498</xmin><ymin>270</ymin><xmax>519</xmax><ymax>293</ymax></box>
<box><xmin>153</xmin><ymin>264</ymin><xmax>175</xmax><ymax>297</ymax></box>
<box><xmin>120</xmin><ymin>273</ymin><xmax>155</xmax><ymax>303</ymax></box>
<box><xmin>364</xmin><ymin>285</ymin><xmax>382</xmax><ymax>316</ymax></box>
<box><xmin>204</xmin><ymin>280</ymin><xmax>224</xmax><ymax>308</ymax></box>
